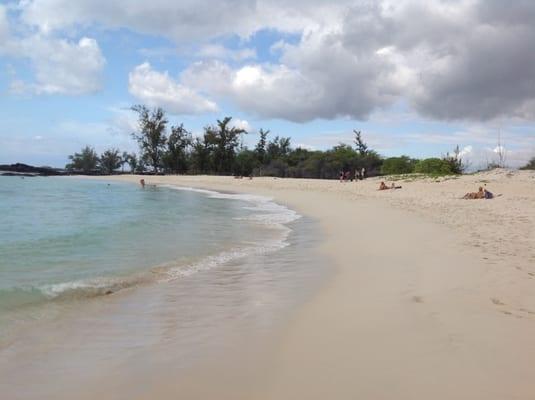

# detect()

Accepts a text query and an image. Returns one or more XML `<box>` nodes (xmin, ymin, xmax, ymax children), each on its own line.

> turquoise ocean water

<box><xmin>0</xmin><ymin>176</ymin><xmax>329</xmax><ymax>397</ymax></box>
<box><xmin>0</xmin><ymin>177</ymin><xmax>298</xmax><ymax>334</ymax></box>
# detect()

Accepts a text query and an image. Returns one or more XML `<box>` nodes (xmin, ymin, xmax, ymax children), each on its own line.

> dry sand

<box><xmin>97</xmin><ymin>170</ymin><xmax>535</xmax><ymax>399</ymax></box>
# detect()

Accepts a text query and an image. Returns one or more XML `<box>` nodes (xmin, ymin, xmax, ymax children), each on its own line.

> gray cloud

<box><xmin>408</xmin><ymin>4</ymin><xmax>535</xmax><ymax>120</ymax></box>
<box><xmin>0</xmin><ymin>5</ymin><xmax>8</xmax><ymax>41</ymax></box>
<box><xmin>12</xmin><ymin>0</ymin><xmax>535</xmax><ymax>122</ymax></box>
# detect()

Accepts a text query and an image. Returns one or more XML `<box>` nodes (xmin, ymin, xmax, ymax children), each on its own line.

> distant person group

<box><xmin>339</xmin><ymin>168</ymin><xmax>366</xmax><ymax>182</ymax></box>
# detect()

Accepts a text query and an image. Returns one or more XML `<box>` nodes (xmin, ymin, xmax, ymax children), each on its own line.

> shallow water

<box><xmin>0</xmin><ymin>177</ymin><xmax>328</xmax><ymax>399</ymax></box>
<box><xmin>0</xmin><ymin>177</ymin><xmax>297</xmax><ymax>333</ymax></box>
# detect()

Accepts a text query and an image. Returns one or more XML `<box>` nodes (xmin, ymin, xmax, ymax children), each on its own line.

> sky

<box><xmin>0</xmin><ymin>0</ymin><xmax>534</xmax><ymax>169</ymax></box>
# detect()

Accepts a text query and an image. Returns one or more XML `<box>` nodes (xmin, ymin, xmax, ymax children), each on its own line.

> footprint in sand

<box><xmin>490</xmin><ymin>297</ymin><xmax>506</xmax><ymax>306</ymax></box>
<box><xmin>412</xmin><ymin>295</ymin><xmax>424</xmax><ymax>303</ymax></box>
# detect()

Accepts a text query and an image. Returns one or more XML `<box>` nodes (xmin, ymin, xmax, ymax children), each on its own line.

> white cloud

<box><xmin>2</xmin><ymin>28</ymin><xmax>105</xmax><ymax>95</ymax></box>
<box><xmin>229</xmin><ymin>118</ymin><xmax>252</xmax><ymax>132</ymax></box>
<box><xmin>105</xmin><ymin>107</ymin><xmax>139</xmax><ymax>136</ymax></box>
<box><xmin>0</xmin><ymin>5</ymin><xmax>8</xmax><ymax>42</ymax></box>
<box><xmin>18</xmin><ymin>0</ymin><xmax>351</xmax><ymax>41</ymax></box>
<box><xmin>294</xmin><ymin>143</ymin><xmax>316</xmax><ymax>151</ymax></box>
<box><xmin>493</xmin><ymin>145</ymin><xmax>505</xmax><ymax>154</ymax></box>
<box><xmin>128</xmin><ymin>62</ymin><xmax>218</xmax><ymax>115</ymax></box>
<box><xmin>458</xmin><ymin>145</ymin><xmax>473</xmax><ymax>158</ymax></box>
<box><xmin>25</xmin><ymin>36</ymin><xmax>104</xmax><ymax>95</ymax></box>
<box><xmin>197</xmin><ymin>44</ymin><xmax>256</xmax><ymax>61</ymax></box>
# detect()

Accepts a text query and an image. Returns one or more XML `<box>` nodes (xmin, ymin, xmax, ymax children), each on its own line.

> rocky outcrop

<box><xmin>0</xmin><ymin>163</ymin><xmax>66</xmax><ymax>176</ymax></box>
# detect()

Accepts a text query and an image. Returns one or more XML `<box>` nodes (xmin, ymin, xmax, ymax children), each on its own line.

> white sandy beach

<box><xmin>88</xmin><ymin>170</ymin><xmax>535</xmax><ymax>399</ymax></box>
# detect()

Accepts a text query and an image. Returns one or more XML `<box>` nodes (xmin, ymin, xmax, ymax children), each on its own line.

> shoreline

<box><xmin>3</xmin><ymin>172</ymin><xmax>534</xmax><ymax>399</ymax></box>
<box><xmin>91</xmin><ymin>172</ymin><xmax>535</xmax><ymax>399</ymax></box>
<box><xmin>0</xmin><ymin>177</ymin><xmax>329</xmax><ymax>400</ymax></box>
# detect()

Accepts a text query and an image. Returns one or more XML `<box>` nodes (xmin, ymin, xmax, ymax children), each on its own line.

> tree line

<box><xmin>67</xmin><ymin>104</ymin><xmax>522</xmax><ymax>177</ymax></box>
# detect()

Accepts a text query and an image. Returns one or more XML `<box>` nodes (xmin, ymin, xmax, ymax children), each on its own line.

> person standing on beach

<box><xmin>361</xmin><ymin>167</ymin><xmax>366</xmax><ymax>180</ymax></box>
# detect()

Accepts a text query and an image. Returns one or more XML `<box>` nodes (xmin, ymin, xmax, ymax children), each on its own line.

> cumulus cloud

<box><xmin>458</xmin><ymin>145</ymin><xmax>473</xmax><ymax>158</ymax></box>
<box><xmin>11</xmin><ymin>0</ymin><xmax>535</xmax><ymax>123</ymax></box>
<box><xmin>183</xmin><ymin>32</ymin><xmax>400</xmax><ymax>123</ymax></box>
<box><xmin>18</xmin><ymin>0</ymin><xmax>352</xmax><ymax>40</ymax></box>
<box><xmin>128</xmin><ymin>62</ymin><xmax>218</xmax><ymax>115</ymax></box>
<box><xmin>13</xmin><ymin>36</ymin><xmax>105</xmax><ymax>95</ymax></box>
<box><xmin>178</xmin><ymin>0</ymin><xmax>535</xmax><ymax>122</ymax></box>
<box><xmin>1</xmin><ymin>6</ymin><xmax>105</xmax><ymax>96</ymax></box>
<box><xmin>229</xmin><ymin>118</ymin><xmax>252</xmax><ymax>132</ymax></box>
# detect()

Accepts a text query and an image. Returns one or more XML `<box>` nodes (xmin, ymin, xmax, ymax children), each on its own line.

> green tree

<box><xmin>163</xmin><ymin>124</ymin><xmax>192</xmax><ymax>173</ymax></box>
<box><xmin>414</xmin><ymin>158</ymin><xmax>454</xmax><ymax>175</ymax></box>
<box><xmin>99</xmin><ymin>148</ymin><xmax>122</xmax><ymax>175</ymax></box>
<box><xmin>266</xmin><ymin>136</ymin><xmax>291</xmax><ymax>162</ymax></box>
<box><xmin>204</xmin><ymin>117</ymin><xmax>246</xmax><ymax>174</ymax></box>
<box><xmin>131</xmin><ymin>105</ymin><xmax>168</xmax><ymax>172</ymax></box>
<box><xmin>306</xmin><ymin>152</ymin><xmax>331</xmax><ymax>178</ymax></box>
<box><xmin>351</xmin><ymin>130</ymin><xmax>383</xmax><ymax>175</ymax></box>
<box><xmin>66</xmin><ymin>146</ymin><xmax>99</xmax><ymax>173</ymax></box>
<box><xmin>254</xmin><ymin>128</ymin><xmax>269</xmax><ymax>165</ymax></box>
<box><xmin>353</xmin><ymin>130</ymin><xmax>368</xmax><ymax>155</ymax></box>
<box><xmin>381</xmin><ymin>156</ymin><xmax>417</xmax><ymax>175</ymax></box>
<box><xmin>191</xmin><ymin>134</ymin><xmax>214</xmax><ymax>173</ymax></box>
<box><xmin>125</xmin><ymin>153</ymin><xmax>138</xmax><ymax>173</ymax></box>
<box><xmin>442</xmin><ymin>145</ymin><xmax>467</xmax><ymax>174</ymax></box>
<box><xmin>263</xmin><ymin>158</ymin><xmax>289</xmax><ymax>177</ymax></box>
<box><xmin>121</xmin><ymin>151</ymin><xmax>129</xmax><ymax>173</ymax></box>
<box><xmin>233</xmin><ymin>149</ymin><xmax>258</xmax><ymax>176</ymax></box>
<box><xmin>135</xmin><ymin>157</ymin><xmax>146</xmax><ymax>174</ymax></box>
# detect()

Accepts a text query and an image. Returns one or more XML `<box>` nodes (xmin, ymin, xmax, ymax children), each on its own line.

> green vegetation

<box><xmin>66</xmin><ymin>146</ymin><xmax>99</xmax><ymax>173</ymax></box>
<box><xmin>99</xmin><ymin>148</ymin><xmax>122</xmax><ymax>174</ymax></box>
<box><xmin>65</xmin><ymin>105</ymin><xmax>469</xmax><ymax>178</ymax></box>
<box><xmin>131</xmin><ymin>105</ymin><xmax>168</xmax><ymax>172</ymax></box>
<box><xmin>413</xmin><ymin>158</ymin><xmax>454</xmax><ymax>175</ymax></box>
<box><xmin>442</xmin><ymin>145</ymin><xmax>468</xmax><ymax>174</ymax></box>
<box><xmin>380</xmin><ymin>156</ymin><xmax>418</xmax><ymax>175</ymax></box>
<box><xmin>520</xmin><ymin>157</ymin><xmax>535</xmax><ymax>170</ymax></box>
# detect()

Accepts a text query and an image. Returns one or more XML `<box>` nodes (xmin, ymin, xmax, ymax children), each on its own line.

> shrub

<box><xmin>381</xmin><ymin>156</ymin><xmax>417</xmax><ymax>175</ymax></box>
<box><xmin>233</xmin><ymin>150</ymin><xmax>257</xmax><ymax>176</ymax></box>
<box><xmin>520</xmin><ymin>157</ymin><xmax>535</xmax><ymax>170</ymax></box>
<box><xmin>413</xmin><ymin>158</ymin><xmax>454</xmax><ymax>175</ymax></box>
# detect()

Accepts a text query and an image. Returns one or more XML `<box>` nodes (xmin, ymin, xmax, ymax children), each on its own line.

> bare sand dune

<box><xmin>92</xmin><ymin>171</ymin><xmax>535</xmax><ymax>399</ymax></box>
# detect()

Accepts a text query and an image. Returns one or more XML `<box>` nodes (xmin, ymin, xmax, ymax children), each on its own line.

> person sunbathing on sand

<box><xmin>379</xmin><ymin>181</ymin><xmax>402</xmax><ymax>190</ymax></box>
<box><xmin>463</xmin><ymin>186</ymin><xmax>485</xmax><ymax>199</ymax></box>
<box><xmin>379</xmin><ymin>181</ymin><xmax>389</xmax><ymax>190</ymax></box>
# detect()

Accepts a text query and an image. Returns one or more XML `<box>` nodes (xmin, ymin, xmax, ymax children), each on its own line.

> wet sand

<box><xmin>97</xmin><ymin>170</ymin><xmax>535</xmax><ymax>399</ymax></box>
